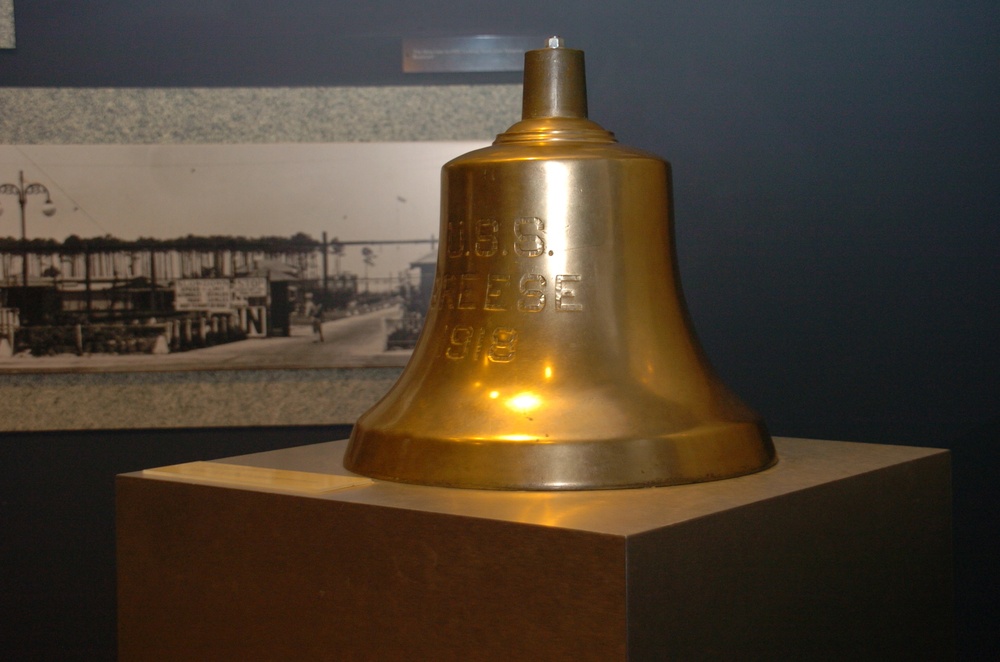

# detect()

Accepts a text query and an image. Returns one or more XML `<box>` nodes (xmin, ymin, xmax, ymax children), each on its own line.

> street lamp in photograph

<box><xmin>361</xmin><ymin>246</ymin><xmax>376</xmax><ymax>293</ymax></box>
<box><xmin>0</xmin><ymin>171</ymin><xmax>57</xmax><ymax>304</ymax></box>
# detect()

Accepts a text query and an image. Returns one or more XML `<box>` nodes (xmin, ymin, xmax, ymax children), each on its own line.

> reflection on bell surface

<box><xmin>344</xmin><ymin>37</ymin><xmax>777</xmax><ymax>490</ymax></box>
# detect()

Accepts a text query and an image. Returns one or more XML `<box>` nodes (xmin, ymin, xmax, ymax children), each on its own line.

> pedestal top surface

<box><xmin>127</xmin><ymin>437</ymin><xmax>946</xmax><ymax>537</ymax></box>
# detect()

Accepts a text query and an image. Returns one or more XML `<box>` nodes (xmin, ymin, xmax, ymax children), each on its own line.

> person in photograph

<box><xmin>305</xmin><ymin>293</ymin><xmax>324</xmax><ymax>343</ymax></box>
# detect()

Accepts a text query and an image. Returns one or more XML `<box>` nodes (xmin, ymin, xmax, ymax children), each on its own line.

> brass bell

<box><xmin>344</xmin><ymin>37</ymin><xmax>777</xmax><ymax>490</ymax></box>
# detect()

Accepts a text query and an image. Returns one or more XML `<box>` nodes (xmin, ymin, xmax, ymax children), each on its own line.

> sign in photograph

<box><xmin>174</xmin><ymin>278</ymin><xmax>267</xmax><ymax>311</ymax></box>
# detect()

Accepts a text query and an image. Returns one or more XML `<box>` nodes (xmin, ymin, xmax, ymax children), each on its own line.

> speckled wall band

<box><xmin>0</xmin><ymin>1</ymin><xmax>13</xmax><ymax>50</ymax></box>
<box><xmin>0</xmin><ymin>86</ymin><xmax>520</xmax><ymax>144</ymax></box>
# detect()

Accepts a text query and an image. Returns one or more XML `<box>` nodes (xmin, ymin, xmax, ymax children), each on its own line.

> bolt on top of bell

<box><xmin>496</xmin><ymin>36</ymin><xmax>614</xmax><ymax>144</ymax></box>
<box><xmin>343</xmin><ymin>38</ymin><xmax>776</xmax><ymax>490</ymax></box>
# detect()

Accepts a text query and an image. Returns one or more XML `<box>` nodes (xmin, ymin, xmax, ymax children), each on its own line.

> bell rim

<box><xmin>344</xmin><ymin>421</ymin><xmax>777</xmax><ymax>491</ymax></box>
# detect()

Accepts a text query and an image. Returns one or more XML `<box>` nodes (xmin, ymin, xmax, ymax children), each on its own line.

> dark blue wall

<box><xmin>2</xmin><ymin>2</ymin><xmax>997</xmax><ymax>659</ymax></box>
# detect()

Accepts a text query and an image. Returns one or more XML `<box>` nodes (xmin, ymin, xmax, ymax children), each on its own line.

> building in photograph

<box><xmin>0</xmin><ymin>233</ymin><xmax>428</xmax><ymax>357</ymax></box>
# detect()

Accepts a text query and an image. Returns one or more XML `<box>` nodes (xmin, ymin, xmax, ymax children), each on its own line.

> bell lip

<box><xmin>346</xmin><ymin>455</ymin><xmax>780</xmax><ymax>492</ymax></box>
<box><xmin>343</xmin><ymin>422</ymin><xmax>778</xmax><ymax>492</ymax></box>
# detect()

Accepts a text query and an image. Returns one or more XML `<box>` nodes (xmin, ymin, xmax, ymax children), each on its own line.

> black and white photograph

<box><xmin>0</xmin><ymin>141</ymin><xmax>486</xmax><ymax>373</ymax></box>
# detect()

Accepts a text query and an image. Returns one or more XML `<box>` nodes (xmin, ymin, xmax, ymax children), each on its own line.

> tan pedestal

<box><xmin>117</xmin><ymin>438</ymin><xmax>952</xmax><ymax>661</ymax></box>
